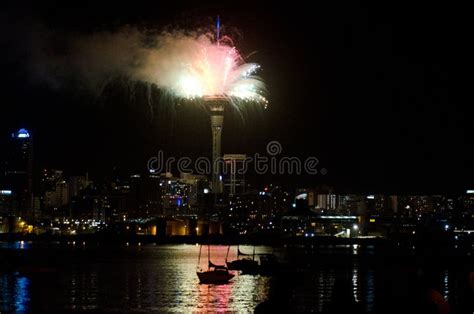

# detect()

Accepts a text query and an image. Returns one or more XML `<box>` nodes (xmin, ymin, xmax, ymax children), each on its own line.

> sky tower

<box><xmin>207</xmin><ymin>16</ymin><xmax>225</xmax><ymax>194</ymax></box>
<box><xmin>199</xmin><ymin>16</ymin><xmax>264</xmax><ymax>195</ymax></box>
<box><xmin>205</xmin><ymin>95</ymin><xmax>226</xmax><ymax>194</ymax></box>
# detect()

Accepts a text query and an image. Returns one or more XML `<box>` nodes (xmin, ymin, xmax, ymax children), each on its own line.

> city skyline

<box><xmin>1</xmin><ymin>1</ymin><xmax>471</xmax><ymax>194</ymax></box>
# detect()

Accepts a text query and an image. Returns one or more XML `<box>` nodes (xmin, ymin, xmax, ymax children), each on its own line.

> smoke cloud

<box><xmin>25</xmin><ymin>25</ymin><xmax>265</xmax><ymax>104</ymax></box>
<box><xmin>27</xmin><ymin>26</ymin><xmax>201</xmax><ymax>93</ymax></box>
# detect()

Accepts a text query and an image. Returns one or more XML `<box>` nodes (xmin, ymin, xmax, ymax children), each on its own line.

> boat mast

<box><xmin>225</xmin><ymin>245</ymin><xmax>231</xmax><ymax>262</ymax></box>
<box><xmin>208</xmin><ymin>244</ymin><xmax>211</xmax><ymax>271</ymax></box>
<box><xmin>197</xmin><ymin>244</ymin><xmax>202</xmax><ymax>268</ymax></box>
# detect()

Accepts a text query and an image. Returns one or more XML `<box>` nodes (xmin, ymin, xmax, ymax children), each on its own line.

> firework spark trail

<box><xmin>25</xmin><ymin>26</ymin><xmax>267</xmax><ymax>116</ymax></box>
<box><xmin>139</xmin><ymin>34</ymin><xmax>267</xmax><ymax>106</ymax></box>
<box><xmin>29</xmin><ymin>26</ymin><xmax>267</xmax><ymax>109</ymax></box>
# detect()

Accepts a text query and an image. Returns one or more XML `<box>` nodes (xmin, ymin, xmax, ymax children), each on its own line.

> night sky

<box><xmin>1</xmin><ymin>1</ymin><xmax>471</xmax><ymax>193</ymax></box>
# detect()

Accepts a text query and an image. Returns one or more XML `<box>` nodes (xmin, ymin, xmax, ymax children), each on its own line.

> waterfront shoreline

<box><xmin>0</xmin><ymin>232</ymin><xmax>388</xmax><ymax>246</ymax></box>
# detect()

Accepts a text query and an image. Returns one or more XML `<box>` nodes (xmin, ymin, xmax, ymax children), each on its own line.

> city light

<box><xmin>16</xmin><ymin>128</ymin><xmax>30</xmax><ymax>138</ymax></box>
<box><xmin>320</xmin><ymin>216</ymin><xmax>358</xmax><ymax>219</ymax></box>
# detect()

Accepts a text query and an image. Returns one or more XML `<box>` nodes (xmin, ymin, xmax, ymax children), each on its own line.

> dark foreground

<box><xmin>0</xmin><ymin>242</ymin><xmax>473</xmax><ymax>313</ymax></box>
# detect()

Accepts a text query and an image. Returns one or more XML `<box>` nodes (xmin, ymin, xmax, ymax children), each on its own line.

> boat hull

<box><xmin>197</xmin><ymin>270</ymin><xmax>235</xmax><ymax>284</ymax></box>
<box><xmin>226</xmin><ymin>259</ymin><xmax>259</xmax><ymax>271</ymax></box>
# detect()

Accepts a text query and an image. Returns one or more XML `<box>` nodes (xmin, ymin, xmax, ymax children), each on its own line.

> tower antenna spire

<box><xmin>216</xmin><ymin>15</ymin><xmax>221</xmax><ymax>44</ymax></box>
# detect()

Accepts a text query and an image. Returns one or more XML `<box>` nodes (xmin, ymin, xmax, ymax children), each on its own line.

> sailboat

<box><xmin>225</xmin><ymin>245</ymin><xmax>259</xmax><ymax>272</ymax></box>
<box><xmin>196</xmin><ymin>244</ymin><xmax>235</xmax><ymax>284</ymax></box>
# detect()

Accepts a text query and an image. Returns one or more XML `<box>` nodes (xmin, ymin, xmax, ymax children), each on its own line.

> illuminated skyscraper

<box><xmin>223</xmin><ymin>154</ymin><xmax>246</xmax><ymax>196</ymax></box>
<box><xmin>1</xmin><ymin>128</ymin><xmax>34</xmax><ymax>217</ymax></box>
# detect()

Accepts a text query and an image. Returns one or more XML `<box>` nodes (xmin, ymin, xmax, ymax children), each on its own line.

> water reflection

<box><xmin>0</xmin><ymin>274</ymin><xmax>30</xmax><ymax>312</ymax></box>
<box><xmin>15</xmin><ymin>276</ymin><xmax>30</xmax><ymax>312</ymax></box>
<box><xmin>0</xmin><ymin>240</ymin><xmax>31</xmax><ymax>250</ymax></box>
<box><xmin>352</xmin><ymin>264</ymin><xmax>359</xmax><ymax>302</ymax></box>
<box><xmin>365</xmin><ymin>270</ymin><xmax>375</xmax><ymax>313</ymax></box>
<box><xmin>39</xmin><ymin>244</ymin><xmax>270</xmax><ymax>312</ymax></box>
<box><xmin>196</xmin><ymin>282</ymin><xmax>232</xmax><ymax>311</ymax></box>
<box><xmin>442</xmin><ymin>270</ymin><xmax>449</xmax><ymax>301</ymax></box>
<box><xmin>67</xmin><ymin>268</ymin><xmax>98</xmax><ymax>310</ymax></box>
<box><xmin>0</xmin><ymin>244</ymin><xmax>467</xmax><ymax>312</ymax></box>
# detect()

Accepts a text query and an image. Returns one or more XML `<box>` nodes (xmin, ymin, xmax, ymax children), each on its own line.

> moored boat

<box><xmin>197</xmin><ymin>244</ymin><xmax>234</xmax><ymax>284</ymax></box>
<box><xmin>226</xmin><ymin>245</ymin><xmax>259</xmax><ymax>272</ymax></box>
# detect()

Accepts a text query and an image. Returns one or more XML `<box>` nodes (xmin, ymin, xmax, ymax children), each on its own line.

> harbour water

<box><xmin>0</xmin><ymin>242</ymin><xmax>472</xmax><ymax>313</ymax></box>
